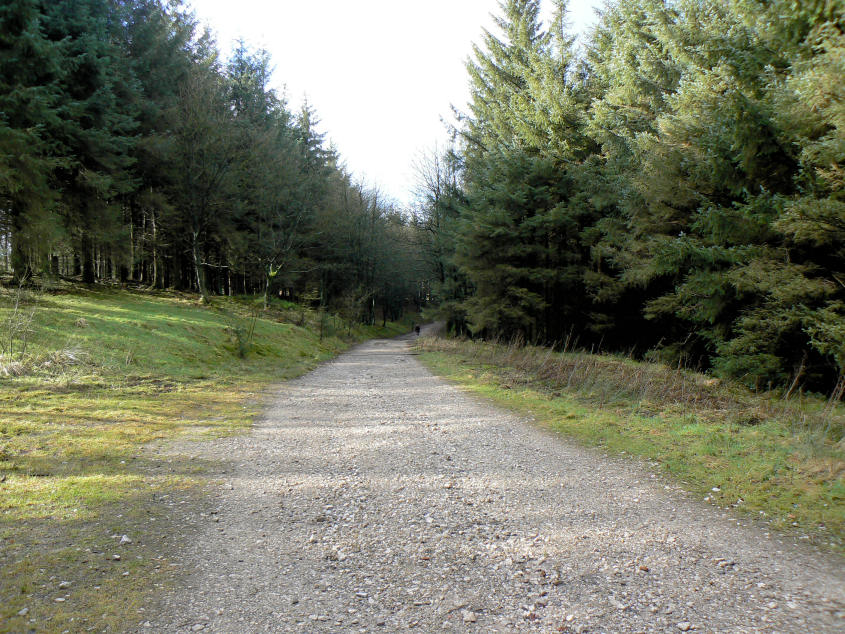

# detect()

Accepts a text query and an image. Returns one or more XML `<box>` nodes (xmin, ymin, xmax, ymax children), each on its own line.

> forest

<box><xmin>0</xmin><ymin>0</ymin><xmax>422</xmax><ymax>323</ymax></box>
<box><xmin>416</xmin><ymin>0</ymin><xmax>845</xmax><ymax>395</ymax></box>
<box><xmin>1</xmin><ymin>0</ymin><xmax>844</xmax><ymax>394</ymax></box>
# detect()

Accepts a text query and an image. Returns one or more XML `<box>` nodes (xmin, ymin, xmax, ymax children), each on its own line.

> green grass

<box><xmin>417</xmin><ymin>337</ymin><xmax>844</xmax><ymax>555</ymax></box>
<box><xmin>0</xmin><ymin>286</ymin><xmax>409</xmax><ymax>632</ymax></box>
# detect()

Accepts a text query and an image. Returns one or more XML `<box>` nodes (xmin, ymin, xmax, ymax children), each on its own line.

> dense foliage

<box><xmin>0</xmin><ymin>0</ymin><xmax>422</xmax><ymax>322</ymax></box>
<box><xmin>415</xmin><ymin>0</ymin><xmax>844</xmax><ymax>393</ymax></box>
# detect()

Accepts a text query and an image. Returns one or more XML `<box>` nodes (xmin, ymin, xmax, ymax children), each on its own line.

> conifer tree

<box><xmin>458</xmin><ymin>151</ymin><xmax>582</xmax><ymax>340</ymax></box>
<box><xmin>0</xmin><ymin>0</ymin><xmax>421</xmax><ymax>325</ymax></box>
<box><xmin>40</xmin><ymin>0</ymin><xmax>140</xmax><ymax>284</ymax></box>
<box><xmin>166</xmin><ymin>53</ymin><xmax>237</xmax><ymax>301</ymax></box>
<box><xmin>226</xmin><ymin>44</ymin><xmax>317</xmax><ymax>308</ymax></box>
<box><xmin>456</xmin><ymin>1</ymin><xmax>610</xmax><ymax>343</ymax></box>
<box><xmin>460</xmin><ymin>0</ymin><xmax>546</xmax><ymax>157</ymax></box>
<box><xmin>0</xmin><ymin>0</ymin><xmax>63</xmax><ymax>280</ymax></box>
<box><xmin>619</xmin><ymin>0</ymin><xmax>842</xmax><ymax>386</ymax></box>
<box><xmin>117</xmin><ymin>0</ymin><xmax>196</xmax><ymax>286</ymax></box>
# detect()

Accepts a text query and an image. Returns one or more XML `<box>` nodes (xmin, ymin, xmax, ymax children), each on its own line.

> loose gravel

<box><xmin>147</xmin><ymin>334</ymin><xmax>844</xmax><ymax>632</ymax></box>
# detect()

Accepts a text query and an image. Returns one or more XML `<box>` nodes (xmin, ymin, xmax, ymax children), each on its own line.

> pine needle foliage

<box><xmin>422</xmin><ymin>0</ymin><xmax>845</xmax><ymax>396</ymax></box>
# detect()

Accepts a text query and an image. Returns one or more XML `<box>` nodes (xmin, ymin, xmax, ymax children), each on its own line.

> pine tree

<box><xmin>166</xmin><ymin>52</ymin><xmax>237</xmax><ymax>300</ymax></box>
<box><xmin>0</xmin><ymin>0</ymin><xmax>64</xmax><ymax>280</ymax></box>
<box><xmin>769</xmin><ymin>5</ymin><xmax>845</xmax><ymax>383</ymax></box>
<box><xmin>40</xmin><ymin>0</ymin><xmax>140</xmax><ymax>284</ymax></box>
<box><xmin>226</xmin><ymin>43</ymin><xmax>316</xmax><ymax>308</ymax></box>
<box><xmin>459</xmin><ymin>148</ymin><xmax>598</xmax><ymax>342</ymax></box>
<box><xmin>455</xmin><ymin>1</ymin><xmax>611</xmax><ymax>343</ymax></box>
<box><xmin>116</xmin><ymin>0</ymin><xmax>196</xmax><ymax>286</ymax></box>
<box><xmin>523</xmin><ymin>0</ymin><xmax>593</xmax><ymax>160</ymax></box>
<box><xmin>460</xmin><ymin>0</ymin><xmax>546</xmax><ymax>157</ymax></box>
<box><xmin>617</xmin><ymin>0</ymin><xmax>843</xmax><ymax>387</ymax></box>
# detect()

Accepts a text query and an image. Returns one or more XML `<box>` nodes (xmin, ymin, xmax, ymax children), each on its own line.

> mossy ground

<box><xmin>417</xmin><ymin>337</ymin><xmax>844</xmax><ymax>555</ymax></box>
<box><xmin>0</xmin><ymin>287</ymin><xmax>409</xmax><ymax>632</ymax></box>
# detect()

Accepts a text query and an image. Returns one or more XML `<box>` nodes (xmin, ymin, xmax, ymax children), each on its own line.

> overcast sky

<box><xmin>188</xmin><ymin>0</ymin><xmax>603</xmax><ymax>206</ymax></box>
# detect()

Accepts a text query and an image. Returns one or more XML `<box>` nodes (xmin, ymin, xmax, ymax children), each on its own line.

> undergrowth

<box><xmin>417</xmin><ymin>336</ymin><xmax>844</xmax><ymax>554</ymax></box>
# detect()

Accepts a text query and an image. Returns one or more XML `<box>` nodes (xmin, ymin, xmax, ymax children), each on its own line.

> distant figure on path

<box><xmin>415</xmin><ymin>325</ymin><xmax>420</xmax><ymax>336</ymax></box>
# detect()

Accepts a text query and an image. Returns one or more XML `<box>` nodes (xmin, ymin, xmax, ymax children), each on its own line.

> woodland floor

<box><xmin>144</xmin><ymin>331</ymin><xmax>843</xmax><ymax>632</ymax></box>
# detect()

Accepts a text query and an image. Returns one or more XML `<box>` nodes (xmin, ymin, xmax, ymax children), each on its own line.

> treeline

<box><xmin>0</xmin><ymin>0</ymin><xmax>421</xmax><ymax>322</ymax></box>
<box><xmin>416</xmin><ymin>0</ymin><xmax>844</xmax><ymax>393</ymax></box>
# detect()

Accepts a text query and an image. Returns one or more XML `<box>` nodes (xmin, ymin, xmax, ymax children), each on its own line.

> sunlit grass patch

<box><xmin>418</xmin><ymin>338</ymin><xmax>844</xmax><ymax>554</ymax></box>
<box><xmin>2</xmin><ymin>474</ymin><xmax>146</xmax><ymax>520</ymax></box>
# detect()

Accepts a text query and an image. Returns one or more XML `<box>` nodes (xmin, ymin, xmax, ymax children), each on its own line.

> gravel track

<box><xmin>148</xmin><ymin>334</ymin><xmax>844</xmax><ymax>632</ymax></box>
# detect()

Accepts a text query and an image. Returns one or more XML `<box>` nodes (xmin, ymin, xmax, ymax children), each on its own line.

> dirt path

<box><xmin>147</xmin><ymin>334</ymin><xmax>844</xmax><ymax>632</ymax></box>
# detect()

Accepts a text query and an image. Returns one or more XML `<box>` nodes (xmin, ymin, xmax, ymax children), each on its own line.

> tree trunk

<box><xmin>129</xmin><ymin>212</ymin><xmax>135</xmax><ymax>281</ymax></box>
<box><xmin>150</xmin><ymin>210</ymin><xmax>159</xmax><ymax>288</ymax></box>
<box><xmin>81</xmin><ymin>234</ymin><xmax>95</xmax><ymax>284</ymax></box>
<box><xmin>191</xmin><ymin>234</ymin><xmax>208</xmax><ymax>301</ymax></box>
<box><xmin>10</xmin><ymin>212</ymin><xmax>31</xmax><ymax>283</ymax></box>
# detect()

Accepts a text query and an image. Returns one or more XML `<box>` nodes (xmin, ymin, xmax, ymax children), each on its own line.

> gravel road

<box><xmin>148</xmin><ymin>333</ymin><xmax>844</xmax><ymax>632</ymax></box>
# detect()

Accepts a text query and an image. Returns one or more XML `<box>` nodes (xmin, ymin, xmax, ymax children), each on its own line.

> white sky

<box><xmin>188</xmin><ymin>0</ymin><xmax>603</xmax><ymax>206</ymax></box>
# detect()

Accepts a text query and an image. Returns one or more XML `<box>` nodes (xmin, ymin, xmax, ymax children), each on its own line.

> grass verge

<box><xmin>417</xmin><ymin>336</ymin><xmax>844</xmax><ymax>554</ymax></box>
<box><xmin>0</xmin><ymin>286</ymin><xmax>409</xmax><ymax>632</ymax></box>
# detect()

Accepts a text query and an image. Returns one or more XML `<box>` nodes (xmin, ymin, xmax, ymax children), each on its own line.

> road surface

<box><xmin>148</xmin><ymin>334</ymin><xmax>845</xmax><ymax>632</ymax></box>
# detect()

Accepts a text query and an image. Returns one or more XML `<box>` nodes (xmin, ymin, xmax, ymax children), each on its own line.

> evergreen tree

<box><xmin>226</xmin><ymin>44</ymin><xmax>317</xmax><ymax>307</ymax></box>
<box><xmin>460</xmin><ymin>0</ymin><xmax>546</xmax><ymax>157</ymax></box>
<box><xmin>456</xmin><ymin>0</ymin><xmax>609</xmax><ymax>344</ymax></box>
<box><xmin>627</xmin><ymin>0</ymin><xmax>842</xmax><ymax>386</ymax></box>
<box><xmin>767</xmin><ymin>3</ymin><xmax>845</xmax><ymax>384</ymax></box>
<box><xmin>41</xmin><ymin>0</ymin><xmax>140</xmax><ymax>283</ymax></box>
<box><xmin>0</xmin><ymin>0</ymin><xmax>63</xmax><ymax>280</ymax></box>
<box><xmin>166</xmin><ymin>51</ymin><xmax>237</xmax><ymax>300</ymax></box>
<box><xmin>0</xmin><ymin>0</ymin><xmax>421</xmax><ymax>326</ymax></box>
<box><xmin>458</xmin><ymin>150</ymin><xmax>583</xmax><ymax>341</ymax></box>
<box><xmin>117</xmin><ymin>0</ymin><xmax>196</xmax><ymax>286</ymax></box>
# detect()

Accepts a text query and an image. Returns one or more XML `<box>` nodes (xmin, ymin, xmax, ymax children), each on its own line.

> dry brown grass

<box><xmin>419</xmin><ymin>336</ymin><xmax>844</xmax><ymax>445</ymax></box>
